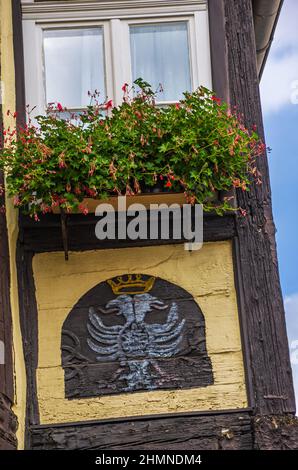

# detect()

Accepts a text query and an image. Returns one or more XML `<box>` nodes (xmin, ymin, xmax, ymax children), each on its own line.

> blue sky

<box><xmin>260</xmin><ymin>0</ymin><xmax>298</xmax><ymax>408</ymax></box>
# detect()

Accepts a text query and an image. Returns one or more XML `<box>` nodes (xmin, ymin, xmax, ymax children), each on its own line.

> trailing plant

<box><xmin>0</xmin><ymin>79</ymin><xmax>264</xmax><ymax>220</ymax></box>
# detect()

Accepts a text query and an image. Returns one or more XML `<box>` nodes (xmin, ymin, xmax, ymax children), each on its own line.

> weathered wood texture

<box><xmin>30</xmin><ymin>411</ymin><xmax>253</xmax><ymax>450</ymax></box>
<box><xmin>11</xmin><ymin>0</ymin><xmax>32</xmax><ymax>448</ymax></box>
<box><xmin>0</xmin><ymin>174</ymin><xmax>14</xmax><ymax>401</ymax></box>
<box><xmin>208</xmin><ymin>0</ymin><xmax>229</xmax><ymax>102</ymax></box>
<box><xmin>12</xmin><ymin>0</ymin><xmax>26</xmax><ymax>126</ymax></box>
<box><xmin>224</xmin><ymin>0</ymin><xmax>295</xmax><ymax>415</ymax></box>
<box><xmin>0</xmin><ymin>29</ymin><xmax>17</xmax><ymax>447</ymax></box>
<box><xmin>0</xmin><ymin>393</ymin><xmax>18</xmax><ymax>450</ymax></box>
<box><xmin>19</xmin><ymin>212</ymin><xmax>235</xmax><ymax>253</ymax></box>
<box><xmin>0</xmin><ymin>173</ymin><xmax>17</xmax><ymax>450</ymax></box>
<box><xmin>16</xmin><ymin>246</ymin><xmax>40</xmax><ymax>449</ymax></box>
<box><xmin>253</xmin><ymin>415</ymin><xmax>298</xmax><ymax>450</ymax></box>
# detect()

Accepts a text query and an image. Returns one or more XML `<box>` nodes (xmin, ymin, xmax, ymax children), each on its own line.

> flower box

<box><xmin>0</xmin><ymin>81</ymin><xmax>263</xmax><ymax>224</ymax></box>
<box><xmin>51</xmin><ymin>192</ymin><xmax>187</xmax><ymax>214</ymax></box>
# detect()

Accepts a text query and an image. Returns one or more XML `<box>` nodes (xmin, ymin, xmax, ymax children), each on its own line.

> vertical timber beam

<box><xmin>208</xmin><ymin>0</ymin><xmax>230</xmax><ymax>103</ymax></box>
<box><xmin>16</xmin><ymin>245</ymin><xmax>40</xmax><ymax>449</ymax></box>
<box><xmin>224</xmin><ymin>0</ymin><xmax>295</xmax><ymax>417</ymax></box>
<box><xmin>0</xmin><ymin>171</ymin><xmax>18</xmax><ymax>451</ymax></box>
<box><xmin>0</xmin><ymin>4</ymin><xmax>18</xmax><ymax>449</ymax></box>
<box><xmin>12</xmin><ymin>0</ymin><xmax>39</xmax><ymax>449</ymax></box>
<box><xmin>12</xmin><ymin>0</ymin><xmax>26</xmax><ymax>126</ymax></box>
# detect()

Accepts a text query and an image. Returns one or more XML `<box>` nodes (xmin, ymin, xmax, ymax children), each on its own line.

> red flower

<box><xmin>57</xmin><ymin>103</ymin><xmax>63</xmax><ymax>112</ymax></box>
<box><xmin>59</xmin><ymin>159</ymin><xmax>67</xmax><ymax>169</ymax></box>
<box><xmin>165</xmin><ymin>181</ymin><xmax>172</xmax><ymax>188</ymax></box>
<box><xmin>13</xmin><ymin>195</ymin><xmax>21</xmax><ymax>207</ymax></box>
<box><xmin>88</xmin><ymin>163</ymin><xmax>96</xmax><ymax>176</ymax></box>
<box><xmin>122</xmin><ymin>83</ymin><xmax>129</xmax><ymax>92</ymax></box>
<box><xmin>79</xmin><ymin>203</ymin><xmax>89</xmax><ymax>216</ymax></box>
<box><xmin>135</xmin><ymin>111</ymin><xmax>142</xmax><ymax>120</ymax></box>
<box><xmin>104</xmin><ymin>99</ymin><xmax>113</xmax><ymax>110</ymax></box>
<box><xmin>232</xmin><ymin>179</ymin><xmax>241</xmax><ymax>188</ymax></box>
<box><xmin>41</xmin><ymin>204</ymin><xmax>51</xmax><ymax>215</ymax></box>
<box><xmin>175</xmin><ymin>103</ymin><xmax>180</xmax><ymax>110</ymax></box>
<box><xmin>211</xmin><ymin>95</ymin><xmax>221</xmax><ymax>105</ymax></box>
<box><xmin>85</xmin><ymin>187</ymin><xmax>97</xmax><ymax>197</ymax></box>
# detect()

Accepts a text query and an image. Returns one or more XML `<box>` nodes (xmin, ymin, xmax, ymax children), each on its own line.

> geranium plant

<box><xmin>0</xmin><ymin>79</ymin><xmax>264</xmax><ymax>220</ymax></box>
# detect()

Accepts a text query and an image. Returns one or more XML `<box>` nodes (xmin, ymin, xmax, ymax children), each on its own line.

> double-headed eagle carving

<box><xmin>87</xmin><ymin>275</ymin><xmax>185</xmax><ymax>391</ymax></box>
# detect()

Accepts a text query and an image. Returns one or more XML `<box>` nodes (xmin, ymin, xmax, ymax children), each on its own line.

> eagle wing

<box><xmin>87</xmin><ymin>307</ymin><xmax>122</xmax><ymax>361</ymax></box>
<box><xmin>147</xmin><ymin>302</ymin><xmax>185</xmax><ymax>358</ymax></box>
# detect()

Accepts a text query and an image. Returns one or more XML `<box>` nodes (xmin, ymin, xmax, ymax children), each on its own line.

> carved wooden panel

<box><xmin>62</xmin><ymin>274</ymin><xmax>213</xmax><ymax>398</ymax></box>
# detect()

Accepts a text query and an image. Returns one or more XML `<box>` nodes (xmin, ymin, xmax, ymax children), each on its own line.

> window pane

<box><xmin>130</xmin><ymin>22</ymin><xmax>191</xmax><ymax>101</ymax></box>
<box><xmin>43</xmin><ymin>28</ymin><xmax>105</xmax><ymax>109</ymax></box>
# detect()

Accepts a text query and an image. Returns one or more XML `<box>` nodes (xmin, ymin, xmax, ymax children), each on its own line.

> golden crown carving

<box><xmin>107</xmin><ymin>274</ymin><xmax>155</xmax><ymax>295</ymax></box>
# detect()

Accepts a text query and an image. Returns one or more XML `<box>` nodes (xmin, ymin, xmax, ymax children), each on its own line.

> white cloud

<box><xmin>260</xmin><ymin>52</ymin><xmax>298</xmax><ymax>114</ymax></box>
<box><xmin>273</xmin><ymin>0</ymin><xmax>298</xmax><ymax>52</ymax></box>
<box><xmin>284</xmin><ymin>293</ymin><xmax>298</xmax><ymax>410</ymax></box>
<box><xmin>284</xmin><ymin>292</ymin><xmax>298</xmax><ymax>344</ymax></box>
<box><xmin>285</xmin><ymin>293</ymin><xmax>298</xmax><ymax>318</ymax></box>
<box><xmin>260</xmin><ymin>0</ymin><xmax>298</xmax><ymax>114</ymax></box>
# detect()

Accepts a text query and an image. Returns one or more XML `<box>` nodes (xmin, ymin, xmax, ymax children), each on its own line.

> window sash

<box><xmin>22</xmin><ymin>6</ymin><xmax>211</xmax><ymax>114</ymax></box>
<box><xmin>43</xmin><ymin>27</ymin><xmax>106</xmax><ymax>109</ymax></box>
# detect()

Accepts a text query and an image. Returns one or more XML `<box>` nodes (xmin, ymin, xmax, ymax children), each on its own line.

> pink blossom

<box><xmin>104</xmin><ymin>100</ymin><xmax>113</xmax><ymax>110</ymax></box>
<box><xmin>79</xmin><ymin>203</ymin><xmax>89</xmax><ymax>216</ymax></box>
<box><xmin>122</xmin><ymin>83</ymin><xmax>129</xmax><ymax>93</ymax></box>
<box><xmin>211</xmin><ymin>95</ymin><xmax>221</xmax><ymax>105</ymax></box>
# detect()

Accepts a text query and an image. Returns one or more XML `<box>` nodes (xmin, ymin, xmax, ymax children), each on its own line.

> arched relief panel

<box><xmin>62</xmin><ymin>274</ymin><xmax>213</xmax><ymax>398</ymax></box>
<box><xmin>33</xmin><ymin>242</ymin><xmax>248</xmax><ymax>424</ymax></box>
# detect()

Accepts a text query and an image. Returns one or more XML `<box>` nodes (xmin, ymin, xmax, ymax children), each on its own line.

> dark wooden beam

<box><xmin>208</xmin><ymin>0</ymin><xmax>230</xmax><ymax>102</ymax></box>
<box><xmin>0</xmin><ymin>393</ymin><xmax>18</xmax><ymax>450</ymax></box>
<box><xmin>19</xmin><ymin>212</ymin><xmax>236</xmax><ymax>253</ymax></box>
<box><xmin>232</xmin><ymin>237</ymin><xmax>255</xmax><ymax>409</ymax></box>
<box><xmin>11</xmin><ymin>0</ymin><xmax>39</xmax><ymax>438</ymax></box>
<box><xmin>12</xmin><ymin>0</ymin><xmax>26</xmax><ymax>126</ymax></box>
<box><xmin>16</xmin><ymin>245</ymin><xmax>40</xmax><ymax>449</ymax></box>
<box><xmin>30</xmin><ymin>411</ymin><xmax>253</xmax><ymax>450</ymax></box>
<box><xmin>224</xmin><ymin>0</ymin><xmax>295</xmax><ymax>415</ymax></box>
<box><xmin>0</xmin><ymin>1</ymin><xmax>19</xmax><ymax>449</ymax></box>
<box><xmin>0</xmin><ymin>171</ymin><xmax>17</xmax><ymax>450</ymax></box>
<box><xmin>0</xmin><ymin>169</ymin><xmax>14</xmax><ymax>407</ymax></box>
<box><xmin>252</xmin><ymin>414</ymin><xmax>298</xmax><ymax>450</ymax></box>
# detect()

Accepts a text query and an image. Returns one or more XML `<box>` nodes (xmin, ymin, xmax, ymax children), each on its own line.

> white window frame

<box><xmin>22</xmin><ymin>0</ymin><xmax>212</xmax><ymax>114</ymax></box>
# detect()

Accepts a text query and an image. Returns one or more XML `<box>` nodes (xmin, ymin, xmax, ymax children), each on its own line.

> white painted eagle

<box><xmin>87</xmin><ymin>293</ymin><xmax>185</xmax><ymax>365</ymax></box>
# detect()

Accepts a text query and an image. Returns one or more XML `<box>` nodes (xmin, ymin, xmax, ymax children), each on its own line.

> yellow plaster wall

<box><xmin>33</xmin><ymin>241</ymin><xmax>248</xmax><ymax>425</ymax></box>
<box><xmin>0</xmin><ymin>0</ymin><xmax>26</xmax><ymax>448</ymax></box>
